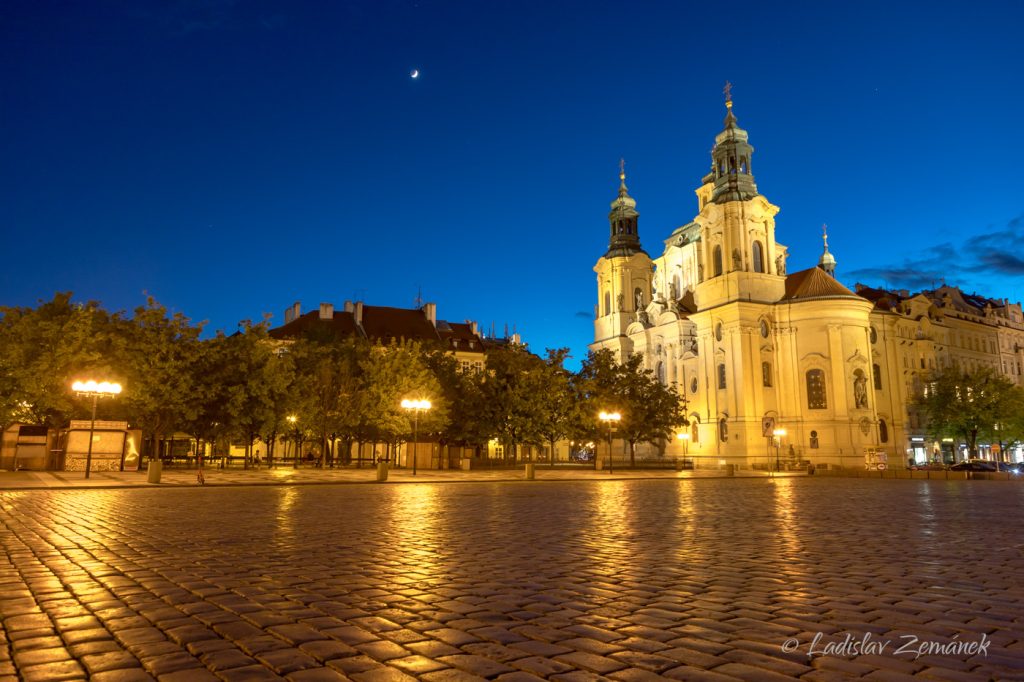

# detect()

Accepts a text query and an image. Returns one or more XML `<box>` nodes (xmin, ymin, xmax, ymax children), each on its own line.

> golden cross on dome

<box><xmin>723</xmin><ymin>80</ymin><xmax>733</xmax><ymax>104</ymax></box>
<box><xmin>619</xmin><ymin>157</ymin><xmax>626</xmax><ymax>182</ymax></box>
<box><xmin>822</xmin><ymin>223</ymin><xmax>830</xmax><ymax>249</ymax></box>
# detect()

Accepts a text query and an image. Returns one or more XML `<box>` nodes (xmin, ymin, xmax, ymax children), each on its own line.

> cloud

<box><xmin>849</xmin><ymin>214</ymin><xmax>1024</xmax><ymax>290</ymax></box>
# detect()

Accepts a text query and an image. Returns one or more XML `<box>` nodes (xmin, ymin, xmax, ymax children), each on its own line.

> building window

<box><xmin>870</xmin><ymin>326</ymin><xmax>878</xmax><ymax>344</ymax></box>
<box><xmin>719</xmin><ymin>418</ymin><xmax>728</xmax><ymax>442</ymax></box>
<box><xmin>762</xmin><ymin>361</ymin><xmax>772</xmax><ymax>387</ymax></box>
<box><xmin>809</xmin><ymin>430</ymin><xmax>819</xmax><ymax>449</ymax></box>
<box><xmin>715</xmin><ymin>323</ymin><xmax>723</xmax><ymax>342</ymax></box>
<box><xmin>604</xmin><ymin>292</ymin><xmax>611</xmax><ymax>316</ymax></box>
<box><xmin>713</xmin><ymin>246</ymin><xmax>723</xmax><ymax>277</ymax></box>
<box><xmin>717</xmin><ymin>363</ymin><xmax>727</xmax><ymax>389</ymax></box>
<box><xmin>690</xmin><ymin>376</ymin><xmax>698</xmax><ymax>393</ymax></box>
<box><xmin>806</xmin><ymin>369</ymin><xmax>827</xmax><ymax>409</ymax></box>
<box><xmin>691</xmin><ymin>417</ymin><xmax>700</xmax><ymax>443</ymax></box>
<box><xmin>752</xmin><ymin>240</ymin><xmax>764</xmax><ymax>273</ymax></box>
<box><xmin>656</xmin><ymin>362</ymin><xmax>665</xmax><ymax>385</ymax></box>
<box><xmin>873</xmin><ymin>363</ymin><xmax>882</xmax><ymax>390</ymax></box>
<box><xmin>879</xmin><ymin>419</ymin><xmax>889</xmax><ymax>443</ymax></box>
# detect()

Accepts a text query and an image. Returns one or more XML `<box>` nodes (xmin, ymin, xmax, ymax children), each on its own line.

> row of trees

<box><xmin>916</xmin><ymin>365</ymin><xmax>1024</xmax><ymax>458</ymax></box>
<box><xmin>1</xmin><ymin>293</ymin><xmax>688</xmax><ymax>466</ymax></box>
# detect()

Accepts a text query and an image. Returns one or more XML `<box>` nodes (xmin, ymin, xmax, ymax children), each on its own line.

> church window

<box><xmin>752</xmin><ymin>240</ymin><xmax>764</xmax><ymax>273</ymax></box>
<box><xmin>713</xmin><ymin>246</ymin><xmax>723</xmax><ymax>276</ymax></box>
<box><xmin>809</xmin><ymin>430</ymin><xmax>819</xmax><ymax>449</ymax></box>
<box><xmin>762</xmin><ymin>361</ymin><xmax>772</xmax><ymax>387</ymax></box>
<box><xmin>729</xmin><ymin>156</ymin><xmax>737</xmax><ymax>174</ymax></box>
<box><xmin>691</xmin><ymin>416</ymin><xmax>700</xmax><ymax>443</ymax></box>
<box><xmin>717</xmin><ymin>363</ymin><xmax>727</xmax><ymax>389</ymax></box>
<box><xmin>719</xmin><ymin>418</ymin><xmax>728</xmax><ymax>442</ymax></box>
<box><xmin>873</xmin><ymin>364</ymin><xmax>882</xmax><ymax>390</ymax></box>
<box><xmin>633</xmin><ymin>287</ymin><xmax>643</xmax><ymax>311</ymax></box>
<box><xmin>870</xmin><ymin>326</ymin><xmax>878</xmax><ymax>344</ymax></box>
<box><xmin>715</xmin><ymin>323</ymin><xmax>723</xmax><ymax>342</ymax></box>
<box><xmin>604</xmin><ymin>292</ymin><xmax>611</xmax><ymax>317</ymax></box>
<box><xmin>718</xmin><ymin>161</ymin><xmax>724</xmax><ymax>176</ymax></box>
<box><xmin>806</xmin><ymin>369</ymin><xmax>827</xmax><ymax>409</ymax></box>
<box><xmin>760</xmin><ymin>319</ymin><xmax>769</xmax><ymax>337</ymax></box>
<box><xmin>656</xmin><ymin>362</ymin><xmax>666</xmax><ymax>385</ymax></box>
<box><xmin>690</xmin><ymin>376</ymin><xmax>698</xmax><ymax>393</ymax></box>
<box><xmin>740</xmin><ymin>157</ymin><xmax>748</xmax><ymax>173</ymax></box>
<box><xmin>879</xmin><ymin>419</ymin><xmax>889</xmax><ymax>443</ymax></box>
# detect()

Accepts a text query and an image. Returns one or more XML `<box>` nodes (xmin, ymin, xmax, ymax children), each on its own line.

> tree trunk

<box><xmin>549</xmin><ymin>438</ymin><xmax>557</xmax><ymax>468</ymax></box>
<box><xmin>630</xmin><ymin>440</ymin><xmax>636</xmax><ymax>468</ymax></box>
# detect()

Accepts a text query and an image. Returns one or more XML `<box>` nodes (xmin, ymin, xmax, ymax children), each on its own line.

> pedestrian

<box><xmin>254</xmin><ymin>449</ymin><xmax>262</xmax><ymax>469</ymax></box>
<box><xmin>197</xmin><ymin>452</ymin><xmax>206</xmax><ymax>485</ymax></box>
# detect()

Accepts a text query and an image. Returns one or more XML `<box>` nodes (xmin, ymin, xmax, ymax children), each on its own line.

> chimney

<box><xmin>423</xmin><ymin>302</ymin><xmax>437</xmax><ymax>327</ymax></box>
<box><xmin>343</xmin><ymin>300</ymin><xmax>354</xmax><ymax>313</ymax></box>
<box><xmin>354</xmin><ymin>301</ymin><xmax>364</xmax><ymax>326</ymax></box>
<box><xmin>284</xmin><ymin>301</ymin><xmax>301</xmax><ymax>324</ymax></box>
<box><xmin>469</xmin><ymin>320</ymin><xmax>478</xmax><ymax>336</ymax></box>
<box><xmin>319</xmin><ymin>302</ymin><xmax>334</xmax><ymax>320</ymax></box>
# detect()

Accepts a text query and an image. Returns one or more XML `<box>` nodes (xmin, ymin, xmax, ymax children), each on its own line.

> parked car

<box><xmin>948</xmin><ymin>460</ymin><xmax>997</xmax><ymax>472</ymax></box>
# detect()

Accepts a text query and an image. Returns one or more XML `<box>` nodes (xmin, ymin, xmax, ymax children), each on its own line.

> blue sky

<box><xmin>3</xmin><ymin>1</ymin><xmax>1022</xmax><ymax>368</ymax></box>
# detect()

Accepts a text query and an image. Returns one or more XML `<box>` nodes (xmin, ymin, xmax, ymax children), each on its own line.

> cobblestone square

<box><xmin>1</xmin><ymin>477</ymin><xmax>1023</xmax><ymax>680</ymax></box>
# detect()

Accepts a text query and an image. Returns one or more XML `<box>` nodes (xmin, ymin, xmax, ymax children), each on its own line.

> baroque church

<box><xmin>591</xmin><ymin>91</ymin><xmax>1024</xmax><ymax>470</ymax></box>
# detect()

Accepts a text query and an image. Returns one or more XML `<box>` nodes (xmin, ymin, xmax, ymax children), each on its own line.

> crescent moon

<box><xmin>410</xmin><ymin>69</ymin><xmax>420</xmax><ymax>79</ymax></box>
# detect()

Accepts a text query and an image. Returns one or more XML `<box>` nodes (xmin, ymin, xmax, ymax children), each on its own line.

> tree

<box><xmin>114</xmin><ymin>297</ymin><xmax>204</xmax><ymax>461</ymax></box>
<box><xmin>220</xmin><ymin>321</ymin><xmax>294</xmax><ymax>467</ymax></box>
<box><xmin>535</xmin><ymin>348</ymin><xmax>583</xmax><ymax>467</ymax></box>
<box><xmin>917</xmin><ymin>365</ymin><xmax>1018</xmax><ymax>458</ymax></box>
<box><xmin>578</xmin><ymin>349</ymin><xmax>688</xmax><ymax>466</ymax></box>
<box><xmin>0</xmin><ymin>293</ymin><xmax>115</xmax><ymax>430</ymax></box>
<box><xmin>480</xmin><ymin>344</ymin><xmax>547</xmax><ymax>463</ymax></box>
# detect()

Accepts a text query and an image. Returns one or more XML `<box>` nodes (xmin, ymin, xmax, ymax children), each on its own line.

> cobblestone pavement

<box><xmin>0</xmin><ymin>466</ymin><xmax>784</xmax><ymax>490</ymax></box>
<box><xmin>1</xmin><ymin>478</ymin><xmax>1023</xmax><ymax>681</ymax></box>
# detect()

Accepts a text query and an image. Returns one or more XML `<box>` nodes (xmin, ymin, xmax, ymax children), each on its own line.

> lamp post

<box><xmin>599</xmin><ymin>411</ymin><xmax>621</xmax><ymax>474</ymax></box>
<box><xmin>401</xmin><ymin>399</ymin><xmax>431</xmax><ymax>476</ymax></box>
<box><xmin>287</xmin><ymin>415</ymin><xmax>298</xmax><ymax>467</ymax></box>
<box><xmin>772</xmin><ymin>427</ymin><xmax>786</xmax><ymax>472</ymax></box>
<box><xmin>676</xmin><ymin>431</ymin><xmax>690</xmax><ymax>459</ymax></box>
<box><xmin>71</xmin><ymin>380</ymin><xmax>122</xmax><ymax>479</ymax></box>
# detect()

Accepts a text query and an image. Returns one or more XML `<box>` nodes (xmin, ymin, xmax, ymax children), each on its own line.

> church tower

<box><xmin>694</xmin><ymin>84</ymin><xmax>786</xmax><ymax>310</ymax></box>
<box><xmin>818</xmin><ymin>224</ymin><xmax>837</xmax><ymax>277</ymax></box>
<box><xmin>593</xmin><ymin>161</ymin><xmax>653</xmax><ymax>355</ymax></box>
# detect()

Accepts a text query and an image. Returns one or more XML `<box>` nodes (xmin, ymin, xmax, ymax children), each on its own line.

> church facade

<box><xmin>591</xmin><ymin>94</ymin><xmax>1024</xmax><ymax>470</ymax></box>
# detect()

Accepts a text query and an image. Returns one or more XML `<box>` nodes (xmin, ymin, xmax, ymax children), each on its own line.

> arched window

<box><xmin>740</xmin><ymin>157</ymin><xmax>748</xmax><ymax>173</ymax></box>
<box><xmin>717</xmin><ymin>363</ymin><xmax>727</xmax><ymax>389</ymax></box>
<box><xmin>806</xmin><ymin>369</ymin><xmax>827</xmax><ymax>409</ymax></box>
<box><xmin>729</xmin><ymin>157</ymin><xmax>737</xmax><ymax>173</ymax></box>
<box><xmin>762</xmin><ymin>361</ymin><xmax>772</xmax><ymax>387</ymax></box>
<box><xmin>873</xmin><ymin>364</ymin><xmax>882</xmax><ymax>390</ymax></box>
<box><xmin>713</xmin><ymin>246</ymin><xmax>723</xmax><ymax>277</ymax></box>
<box><xmin>879</xmin><ymin>419</ymin><xmax>889</xmax><ymax>443</ymax></box>
<box><xmin>691</xmin><ymin>417</ymin><xmax>700</xmax><ymax>443</ymax></box>
<box><xmin>809</xmin><ymin>430</ymin><xmax>819</xmax><ymax>449</ymax></box>
<box><xmin>604</xmin><ymin>292</ymin><xmax>611</xmax><ymax>316</ymax></box>
<box><xmin>752</xmin><ymin>240</ymin><xmax>764</xmax><ymax>273</ymax></box>
<box><xmin>633</xmin><ymin>287</ymin><xmax>643</xmax><ymax>311</ymax></box>
<box><xmin>656</xmin><ymin>362</ymin><xmax>665</xmax><ymax>385</ymax></box>
<box><xmin>719</xmin><ymin>418</ymin><xmax>728</xmax><ymax>441</ymax></box>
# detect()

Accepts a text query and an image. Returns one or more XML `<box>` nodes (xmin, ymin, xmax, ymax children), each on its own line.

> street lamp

<box><xmin>676</xmin><ymin>431</ymin><xmax>690</xmax><ymax>459</ymax></box>
<box><xmin>71</xmin><ymin>380</ymin><xmax>122</xmax><ymax>479</ymax></box>
<box><xmin>599</xmin><ymin>411</ymin><xmax>621</xmax><ymax>474</ymax></box>
<box><xmin>287</xmin><ymin>415</ymin><xmax>298</xmax><ymax>467</ymax></box>
<box><xmin>401</xmin><ymin>399</ymin><xmax>431</xmax><ymax>476</ymax></box>
<box><xmin>772</xmin><ymin>427</ymin><xmax>786</xmax><ymax>472</ymax></box>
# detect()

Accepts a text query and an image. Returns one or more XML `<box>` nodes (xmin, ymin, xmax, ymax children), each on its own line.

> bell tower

<box><xmin>694</xmin><ymin>83</ymin><xmax>787</xmax><ymax>309</ymax></box>
<box><xmin>593</xmin><ymin>160</ymin><xmax>653</xmax><ymax>353</ymax></box>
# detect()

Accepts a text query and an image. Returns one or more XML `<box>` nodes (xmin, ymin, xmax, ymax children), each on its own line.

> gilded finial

<box><xmin>723</xmin><ymin>80</ymin><xmax>733</xmax><ymax>109</ymax></box>
<box><xmin>822</xmin><ymin>223</ymin><xmax>829</xmax><ymax>251</ymax></box>
<box><xmin>619</xmin><ymin>157</ymin><xmax>626</xmax><ymax>181</ymax></box>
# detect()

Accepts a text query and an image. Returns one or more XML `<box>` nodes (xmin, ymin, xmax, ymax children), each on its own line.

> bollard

<box><xmin>725</xmin><ymin>463</ymin><xmax>735</xmax><ymax>477</ymax></box>
<box><xmin>147</xmin><ymin>460</ymin><xmax>162</xmax><ymax>484</ymax></box>
<box><xmin>525</xmin><ymin>463</ymin><xmax>535</xmax><ymax>480</ymax></box>
<box><xmin>376</xmin><ymin>461</ymin><xmax>389</xmax><ymax>482</ymax></box>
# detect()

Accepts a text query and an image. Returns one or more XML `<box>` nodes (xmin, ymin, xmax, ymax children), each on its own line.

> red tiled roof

<box><xmin>782</xmin><ymin>267</ymin><xmax>863</xmax><ymax>301</ymax></box>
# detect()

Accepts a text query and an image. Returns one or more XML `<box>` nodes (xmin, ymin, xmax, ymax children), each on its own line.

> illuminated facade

<box><xmin>591</xmin><ymin>95</ymin><xmax>1024</xmax><ymax>469</ymax></box>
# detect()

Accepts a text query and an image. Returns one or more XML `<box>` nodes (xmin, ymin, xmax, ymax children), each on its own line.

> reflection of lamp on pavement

<box><xmin>772</xmin><ymin>427</ymin><xmax>786</xmax><ymax>471</ymax></box>
<box><xmin>599</xmin><ymin>411</ymin><xmax>621</xmax><ymax>474</ymax></box>
<box><xmin>401</xmin><ymin>399</ymin><xmax>432</xmax><ymax>476</ymax></box>
<box><xmin>71</xmin><ymin>380</ymin><xmax>123</xmax><ymax>479</ymax></box>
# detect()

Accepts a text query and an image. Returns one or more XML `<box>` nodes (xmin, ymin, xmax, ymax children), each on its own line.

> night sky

<box><xmin>3</xmin><ymin>1</ymin><xmax>1023</xmax><ymax>368</ymax></box>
